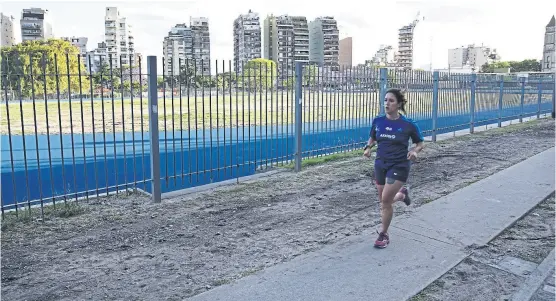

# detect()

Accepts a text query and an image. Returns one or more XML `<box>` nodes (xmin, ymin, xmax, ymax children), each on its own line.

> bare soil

<box><xmin>2</xmin><ymin>118</ymin><xmax>555</xmax><ymax>301</ymax></box>
<box><xmin>410</xmin><ymin>194</ymin><xmax>555</xmax><ymax>301</ymax></box>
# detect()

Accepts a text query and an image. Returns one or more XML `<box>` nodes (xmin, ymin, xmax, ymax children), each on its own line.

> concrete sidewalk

<box><xmin>189</xmin><ymin>148</ymin><xmax>555</xmax><ymax>301</ymax></box>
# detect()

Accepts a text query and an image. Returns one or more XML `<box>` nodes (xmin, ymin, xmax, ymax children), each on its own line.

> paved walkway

<box><xmin>189</xmin><ymin>148</ymin><xmax>556</xmax><ymax>301</ymax></box>
<box><xmin>511</xmin><ymin>248</ymin><xmax>556</xmax><ymax>301</ymax></box>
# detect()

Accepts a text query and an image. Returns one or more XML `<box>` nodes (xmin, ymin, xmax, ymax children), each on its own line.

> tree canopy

<box><xmin>241</xmin><ymin>58</ymin><xmax>277</xmax><ymax>90</ymax></box>
<box><xmin>1</xmin><ymin>39</ymin><xmax>90</xmax><ymax>98</ymax></box>
<box><xmin>480</xmin><ymin>59</ymin><xmax>541</xmax><ymax>73</ymax></box>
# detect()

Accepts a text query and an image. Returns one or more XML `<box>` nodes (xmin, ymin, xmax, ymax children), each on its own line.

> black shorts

<box><xmin>374</xmin><ymin>159</ymin><xmax>410</xmax><ymax>185</ymax></box>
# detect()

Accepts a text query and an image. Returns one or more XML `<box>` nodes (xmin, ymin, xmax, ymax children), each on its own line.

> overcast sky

<box><xmin>2</xmin><ymin>0</ymin><xmax>555</xmax><ymax>72</ymax></box>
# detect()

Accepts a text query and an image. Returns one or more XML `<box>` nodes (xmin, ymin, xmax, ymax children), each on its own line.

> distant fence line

<box><xmin>1</xmin><ymin>54</ymin><xmax>555</xmax><ymax>220</ymax></box>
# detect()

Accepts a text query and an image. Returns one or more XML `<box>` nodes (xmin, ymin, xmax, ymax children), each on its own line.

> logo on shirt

<box><xmin>379</xmin><ymin>133</ymin><xmax>396</xmax><ymax>139</ymax></box>
<box><xmin>397</xmin><ymin>128</ymin><xmax>403</xmax><ymax>132</ymax></box>
<box><xmin>386</xmin><ymin>127</ymin><xmax>393</xmax><ymax>131</ymax></box>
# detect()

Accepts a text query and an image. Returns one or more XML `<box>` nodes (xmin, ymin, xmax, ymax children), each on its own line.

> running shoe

<box><xmin>374</xmin><ymin>231</ymin><xmax>390</xmax><ymax>248</ymax></box>
<box><xmin>400</xmin><ymin>187</ymin><xmax>411</xmax><ymax>206</ymax></box>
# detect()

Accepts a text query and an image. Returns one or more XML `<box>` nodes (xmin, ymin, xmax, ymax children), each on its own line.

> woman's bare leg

<box><xmin>380</xmin><ymin>179</ymin><xmax>405</xmax><ymax>234</ymax></box>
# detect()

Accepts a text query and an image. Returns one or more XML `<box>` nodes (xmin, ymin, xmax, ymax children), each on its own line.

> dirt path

<box><xmin>410</xmin><ymin>194</ymin><xmax>555</xmax><ymax>301</ymax></box>
<box><xmin>2</xmin><ymin>118</ymin><xmax>555</xmax><ymax>301</ymax></box>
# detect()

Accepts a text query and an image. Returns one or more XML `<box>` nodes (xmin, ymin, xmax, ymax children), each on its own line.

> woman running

<box><xmin>363</xmin><ymin>88</ymin><xmax>425</xmax><ymax>249</ymax></box>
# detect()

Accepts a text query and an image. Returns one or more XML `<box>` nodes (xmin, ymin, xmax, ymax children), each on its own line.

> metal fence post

<box><xmin>498</xmin><ymin>75</ymin><xmax>504</xmax><ymax>128</ymax></box>
<box><xmin>147</xmin><ymin>56</ymin><xmax>161</xmax><ymax>203</ymax></box>
<box><xmin>379</xmin><ymin>68</ymin><xmax>388</xmax><ymax>116</ymax></box>
<box><xmin>537</xmin><ymin>79</ymin><xmax>542</xmax><ymax>119</ymax></box>
<box><xmin>431</xmin><ymin>71</ymin><xmax>439</xmax><ymax>142</ymax></box>
<box><xmin>519</xmin><ymin>77</ymin><xmax>525</xmax><ymax>123</ymax></box>
<box><xmin>294</xmin><ymin>62</ymin><xmax>303</xmax><ymax>172</ymax></box>
<box><xmin>470</xmin><ymin>73</ymin><xmax>476</xmax><ymax>134</ymax></box>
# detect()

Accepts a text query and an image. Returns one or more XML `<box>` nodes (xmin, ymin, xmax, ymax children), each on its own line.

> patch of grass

<box><xmin>238</xmin><ymin>266</ymin><xmax>264</xmax><ymax>278</ymax></box>
<box><xmin>211</xmin><ymin>278</ymin><xmax>232</xmax><ymax>287</ymax></box>
<box><xmin>408</xmin><ymin>291</ymin><xmax>429</xmax><ymax>301</ymax></box>
<box><xmin>1</xmin><ymin>201</ymin><xmax>87</xmax><ymax>232</ymax></box>
<box><xmin>421</xmin><ymin>198</ymin><xmax>434</xmax><ymax>204</ymax></box>
<box><xmin>486</xmin><ymin>117</ymin><xmax>548</xmax><ymax>134</ymax></box>
<box><xmin>281</xmin><ymin>148</ymin><xmax>371</xmax><ymax>169</ymax></box>
<box><xmin>2</xmin><ymin>90</ymin><xmax>494</xmax><ymax>135</ymax></box>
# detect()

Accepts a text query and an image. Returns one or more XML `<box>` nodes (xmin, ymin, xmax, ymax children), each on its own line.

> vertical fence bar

<box><xmin>109</xmin><ymin>57</ymin><xmax>118</xmax><ymax>194</ymax></box>
<box><xmin>147</xmin><ymin>56</ymin><xmax>161</xmax><ymax>203</ymax></box>
<box><xmin>54</xmin><ymin>54</ymin><xmax>68</xmax><ymax>203</ymax></box>
<box><xmin>498</xmin><ymin>75</ymin><xmax>504</xmax><ymax>128</ymax></box>
<box><xmin>431</xmin><ymin>71</ymin><xmax>439</xmax><ymax>142</ymax></box>
<box><xmin>469</xmin><ymin>73</ymin><xmax>477</xmax><ymax>134</ymax></box>
<box><xmin>29</xmin><ymin>53</ymin><xmax>44</xmax><ymax>217</ymax></box>
<box><xmin>379</xmin><ymin>68</ymin><xmax>388</xmax><ymax>115</ymax></box>
<box><xmin>65</xmin><ymin>54</ymin><xmax>78</xmax><ymax>201</ymax></box>
<box><xmin>118</xmin><ymin>58</ymin><xmax>128</xmax><ymax>192</ymax></box>
<box><xmin>519</xmin><ymin>77</ymin><xmax>525</xmax><ymax>123</ymax></box>
<box><xmin>537</xmin><ymin>79</ymin><xmax>542</xmax><ymax>119</ymax></box>
<box><xmin>294</xmin><ymin>62</ymin><xmax>303</xmax><ymax>172</ymax></box>
<box><xmin>3</xmin><ymin>55</ymin><xmax>18</xmax><ymax>216</ymax></box>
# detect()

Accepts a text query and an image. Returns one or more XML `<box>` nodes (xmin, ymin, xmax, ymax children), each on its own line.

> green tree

<box><xmin>303</xmin><ymin>64</ymin><xmax>318</xmax><ymax>86</ymax></box>
<box><xmin>480</xmin><ymin>60</ymin><xmax>541</xmax><ymax>73</ymax></box>
<box><xmin>157</xmin><ymin>76</ymin><xmax>165</xmax><ymax>89</ymax></box>
<box><xmin>217</xmin><ymin>72</ymin><xmax>238</xmax><ymax>90</ymax></box>
<box><xmin>241</xmin><ymin>58</ymin><xmax>277</xmax><ymax>90</ymax></box>
<box><xmin>92</xmin><ymin>63</ymin><xmax>120</xmax><ymax>89</ymax></box>
<box><xmin>1</xmin><ymin>39</ymin><xmax>90</xmax><ymax>98</ymax></box>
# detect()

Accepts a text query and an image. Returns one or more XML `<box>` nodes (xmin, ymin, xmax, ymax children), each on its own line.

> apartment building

<box><xmin>448</xmin><ymin>44</ymin><xmax>499</xmax><ymax>70</ymax></box>
<box><xmin>62</xmin><ymin>36</ymin><xmax>89</xmax><ymax>70</ymax></box>
<box><xmin>62</xmin><ymin>36</ymin><xmax>88</xmax><ymax>55</ymax></box>
<box><xmin>309</xmin><ymin>16</ymin><xmax>339</xmax><ymax>71</ymax></box>
<box><xmin>163</xmin><ymin>23</ymin><xmax>194</xmax><ymax>76</ymax></box>
<box><xmin>20</xmin><ymin>8</ymin><xmax>53</xmax><ymax>42</ymax></box>
<box><xmin>85</xmin><ymin>42</ymin><xmax>108</xmax><ymax>73</ymax></box>
<box><xmin>541</xmin><ymin>15</ymin><xmax>555</xmax><ymax>72</ymax></box>
<box><xmin>371</xmin><ymin>45</ymin><xmax>396</xmax><ymax>66</ymax></box>
<box><xmin>339</xmin><ymin>37</ymin><xmax>352</xmax><ymax>69</ymax></box>
<box><xmin>233</xmin><ymin>10</ymin><xmax>262</xmax><ymax>72</ymax></box>
<box><xmin>396</xmin><ymin>23</ymin><xmax>417</xmax><ymax>69</ymax></box>
<box><xmin>1</xmin><ymin>13</ymin><xmax>16</xmax><ymax>46</ymax></box>
<box><xmin>263</xmin><ymin>15</ymin><xmax>309</xmax><ymax>73</ymax></box>
<box><xmin>190</xmin><ymin>17</ymin><xmax>211</xmax><ymax>74</ymax></box>
<box><xmin>291</xmin><ymin>16</ymin><xmax>310</xmax><ymax>64</ymax></box>
<box><xmin>104</xmin><ymin>7</ymin><xmax>135</xmax><ymax>67</ymax></box>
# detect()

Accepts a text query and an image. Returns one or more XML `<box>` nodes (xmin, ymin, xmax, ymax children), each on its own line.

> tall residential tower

<box><xmin>233</xmin><ymin>10</ymin><xmax>262</xmax><ymax>72</ymax></box>
<box><xmin>163</xmin><ymin>23</ymin><xmax>193</xmax><ymax>76</ymax></box>
<box><xmin>309</xmin><ymin>16</ymin><xmax>339</xmax><ymax>71</ymax></box>
<box><xmin>104</xmin><ymin>7</ymin><xmax>136</xmax><ymax>67</ymax></box>
<box><xmin>190</xmin><ymin>17</ymin><xmax>211</xmax><ymax>74</ymax></box>
<box><xmin>1</xmin><ymin>13</ymin><xmax>16</xmax><ymax>46</ymax></box>
<box><xmin>541</xmin><ymin>15</ymin><xmax>555</xmax><ymax>72</ymax></box>
<box><xmin>20</xmin><ymin>8</ymin><xmax>53</xmax><ymax>42</ymax></box>
<box><xmin>263</xmin><ymin>15</ymin><xmax>309</xmax><ymax>72</ymax></box>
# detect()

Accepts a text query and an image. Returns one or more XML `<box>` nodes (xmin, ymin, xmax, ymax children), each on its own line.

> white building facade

<box><xmin>448</xmin><ymin>44</ymin><xmax>499</xmax><ymax>71</ymax></box>
<box><xmin>163</xmin><ymin>23</ymin><xmax>193</xmax><ymax>76</ymax></box>
<box><xmin>309</xmin><ymin>16</ymin><xmax>339</xmax><ymax>71</ymax></box>
<box><xmin>233</xmin><ymin>10</ymin><xmax>262</xmax><ymax>72</ymax></box>
<box><xmin>104</xmin><ymin>7</ymin><xmax>136</xmax><ymax>67</ymax></box>
<box><xmin>1</xmin><ymin>13</ymin><xmax>16</xmax><ymax>46</ymax></box>
<box><xmin>541</xmin><ymin>15</ymin><xmax>555</xmax><ymax>72</ymax></box>
<box><xmin>190</xmin><ymin>17</ymin><xmax>211</xmax><ymax>75</ymax></box>
<box><xmin>20</xmin><ymin>8</ymin><xmax>53</xmax><ymax>42</ymax></box>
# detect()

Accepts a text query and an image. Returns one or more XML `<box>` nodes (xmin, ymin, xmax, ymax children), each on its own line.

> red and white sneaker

<box><xmin>374</xmin><ymin>231</ymin><xmax>390</xmax><ymax>248</ymax></box>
